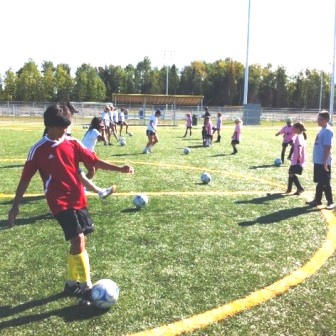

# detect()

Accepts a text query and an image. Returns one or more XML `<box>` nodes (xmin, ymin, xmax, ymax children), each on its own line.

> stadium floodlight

<box><xmin>243</xmin><ymin>0</ymin><xmax>251</xmax><ymax>105</ymax></box>
<box><xmin>329</xmin><ymin>0</ymin><xmax>336</xmax><ymax>124</ymax></box>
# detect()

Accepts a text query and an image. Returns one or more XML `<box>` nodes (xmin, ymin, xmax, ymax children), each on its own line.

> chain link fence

<box><xmin>0</xmin><ymin>102</ymin><xmax>321</xmax><ymax>126</ymax></box>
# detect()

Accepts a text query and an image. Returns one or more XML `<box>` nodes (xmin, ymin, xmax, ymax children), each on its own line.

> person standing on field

<box><xmin>8</xmin><ymin>103</ymin><xmax>134</xmax><ymax>308</ymax></box>
<box><xmin>143</xmin><ymin>109</ymin><xmax>161</xmax><ymax>154</ymax></box>
<box><xmin>306</xmin><ymin>110</ymin><xmax>335</xmax><ymax>210</ymax></box>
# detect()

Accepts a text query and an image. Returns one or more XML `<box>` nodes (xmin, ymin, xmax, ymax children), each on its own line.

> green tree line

<box><xmin>0</xmin><ymin>57</ymin><xmax>331</xmax><ymax>108</ymax></box>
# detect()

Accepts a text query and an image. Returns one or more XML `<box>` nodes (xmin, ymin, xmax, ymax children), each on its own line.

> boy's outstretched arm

<box><xmin>94</xmin><ymin>160</ymin><xmax>134</xmax><ymax>174</ymax></box>
<box><xmin>8</xmin><ymin>178</ymin><xmax>30</xmax><ymax>227</ymax></box>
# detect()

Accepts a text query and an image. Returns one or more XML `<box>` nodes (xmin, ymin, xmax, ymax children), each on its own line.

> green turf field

<box><xmin>0</xmin><ymin>120</ymin><xmax>335</xmax><ymax>336</ymax></box>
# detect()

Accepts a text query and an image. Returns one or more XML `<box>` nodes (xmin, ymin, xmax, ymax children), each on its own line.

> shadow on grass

<box><xmin>235</xmin><ymin>193</ymin><xmax>285</xmax><ymax>204</ymax></box>
<box><xmin>238</xmin><ymin>205</ymin><xmax>319</xmax><ymax>226</ymax></box>
<box><xmin>121</xmin><ymin>207</ymin><xmax>141</xmax><ymax>213</ymax></box>
<box><xmin>0</xmin><ymin>164</ymin><xmax>24</xmax><ymax>169</ymax></box>
<box><xmin>0</xmin><ymin>195</ymin><xmax>45</xmax><ymax>206</ymax></box>
<box><xmin>249</xmin><ymin>164</ymin><xmax>284</xmax><ymax>169</ymax></box>
<box><xmin>187</xmin><ymin>144</ymin><xmax>207</xmax><ymax>149</ymax></box>
<box><xmin>111</xmin><ymin>153</ymin><xmax>141</xmax><ymax>157</ymax></box>
<box><xmin>0</xmin><ymin>292</ymin><xmax>108</xmax><ymax>329</ymax></box>
<box><xmin>0</xmin><ymin>213</ymin><xmax>52</xmax><ymax>229</ymax></box>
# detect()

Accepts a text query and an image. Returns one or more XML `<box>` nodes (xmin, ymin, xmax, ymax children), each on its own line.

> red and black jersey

<box><xmin>22</xmin><ymin>135</ymin><xmax>98</xmax><ymax>215</ymax></box>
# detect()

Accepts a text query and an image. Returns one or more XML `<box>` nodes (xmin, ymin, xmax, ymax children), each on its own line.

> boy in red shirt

<box><xmin>8</xmin><ymin>104</ymin><xmax>134</xmax><ymax>307</ymax></box>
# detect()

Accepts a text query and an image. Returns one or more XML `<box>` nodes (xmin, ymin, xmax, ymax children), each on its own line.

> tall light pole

<box><xmin>163</xmin><ymin>50</ymin><xmax>172</xmax><ymax>96</ymax></box>
<box><xmin>319</xmin><ymin>70</ymin><xmax>323</xmax><ymax>112</ymax></box>
<box><xmin>329</xmin><ymin>0</ymin><xmax>336</xmax><ymax>123</ymax></box>
<box><xmin>243</xmin><ymin>0</ymin><xmax>251</xmax><ymax>105</ymax></box>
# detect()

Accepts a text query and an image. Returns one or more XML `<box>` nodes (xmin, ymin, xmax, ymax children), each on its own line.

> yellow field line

<box><xmin>0</xmin><ymin>190</ymin><xmax>272</xmax><ymax>198</ymax></box>
<box><xmin>129</xmin><ymin>209</ymin><xmax>336</xmax><ymax>336</ymax></box>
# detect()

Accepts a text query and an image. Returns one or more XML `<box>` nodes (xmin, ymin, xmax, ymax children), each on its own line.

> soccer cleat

<box><xmin>284</xmin><ymin>190</ymin><xmax>292</xmax><ymax>194</ymax></box>
<box><xmin>326</xmin><ymin>203</ymin><xmax>335</xmax><ymax>210</ymax></box>
<box><xmin>306</xmin><ymin>200</ymin><xmax>322</xmax><ymax>207</ymax></box>
<box><xmin>98</xmin><ymin>185</ymin><xmax>116</xmax><ymax>199</ymax></box>
<box><xmin>64</xmin><ymin>280</ymin><xmax>83</xmax><ymax>297</ymax></box>
<box><xmin>293</xmin><ymin>189</ymin><xmax>304</xmax><ymax>195</ymax></box>
<box><xmin>78</xmin><ymin>287</ymin><xmax>94</xmax><ymax>308</ymax></box>
<box><xmin>142</xmin><ymin>148</ymin><xmax>149</xmax><ymax>154</ymax></box>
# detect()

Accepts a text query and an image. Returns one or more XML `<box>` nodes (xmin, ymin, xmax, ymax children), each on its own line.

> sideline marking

<box><xmin>2</xmin><ymin>159</ymin><xmax>334</xmax><ymax>335</ymax></box>
<box><xmin>0</xmin><ymin>191</ymin><xmax>272</xmax><ymax>198</ymax></box>
<box><xmin>129</xmin><ymin>209</ymin><xmax>336</xmax><ymax>336</ymax></box>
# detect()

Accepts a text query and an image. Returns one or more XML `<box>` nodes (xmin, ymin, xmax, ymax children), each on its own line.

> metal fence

<box><xmin>0</xmin><ymin>102</ymin><xmax>321</xmax><ymax>126</ymax></box>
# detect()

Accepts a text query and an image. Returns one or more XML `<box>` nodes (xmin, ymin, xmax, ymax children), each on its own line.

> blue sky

<box><xmin>0</xmin><ymin>0</ymin><xmax>335</xmax><ymax>76</ymax></box>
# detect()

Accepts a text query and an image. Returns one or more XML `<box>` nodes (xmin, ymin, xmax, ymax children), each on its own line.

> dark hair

<box><xmin>44</xmin><ymin>104</ymin><xmax>72</xmax><ymax>128</ymax></box>
<box><xmin>155</xmin><ymin>109</ymin><xmax>161</xmax><ymax>116</ymax></box>
<box><xmin>318</xmin><ymin>110</ymin><xmax>330</xmax><ymax>121</ymax></box>
<box><xmin>89</xmin><ymin>117</ymin><xmax>103</xmax><ymax>131</ymax></box>
<box><xmin>293</xmin><ymin>122</ymin><xmax>307</xmax><ymax>140</ymax></box>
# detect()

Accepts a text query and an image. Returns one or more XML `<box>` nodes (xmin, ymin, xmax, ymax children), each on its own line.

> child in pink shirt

<box><xmin>231</xmin><ymin>118</ymin><xmax>242</xmax><ymax>154</ymax></box>
<box><xmin>276</xmin><ymin>118</ymin><xmax>294</xmax><ymax>163</ymax></box>
<box><xmin>285</xmin><ymin>122</ymin><xmax>307</xmax><ymax>195</ymax></box>
<box><xmin>183</xmin><ymin>113</ymin><xmax>192</xmax><ymax>137</ymax></box>
<box><xmin>202</xmin><ymin>116</ymin><xmax>213</xmax><ymax>147</ymax></box>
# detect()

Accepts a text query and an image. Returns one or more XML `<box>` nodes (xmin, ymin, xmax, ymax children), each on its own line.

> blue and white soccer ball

<box><xmin>200</xmin><ymin>172</ymin><xmax>211</xmax><ymax>184</ymax></box>
<box><xmin>91</xmin><ymin>279</ymin><xmax>119</xmax><ymax>309</ymax></box>
<box><xmin>120</xmin><ymin>139</ymin><xmax>126</xmax><ymax>146</ymax></box>
<box><xmin>274</xmin><ymin>158</ymin><xmax>282</xmax><ymax>166</ymax></box>
<box><xmin>183</xmin><ymin>147</ymin><xmax>190</xmax><ymax>154</ymax></box>
<box><xmin>132</xmin><ymin>193</ymin><xmax>149</xmax><ymax>208</ymax></box>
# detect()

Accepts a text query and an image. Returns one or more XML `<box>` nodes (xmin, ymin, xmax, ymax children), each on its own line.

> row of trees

<box><xmin>0</xmin><ymin>57</ymin><xmax>331</xmax><ymax>108</ymax></box>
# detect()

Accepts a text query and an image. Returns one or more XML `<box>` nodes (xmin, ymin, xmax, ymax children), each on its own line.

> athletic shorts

<box><xmin>282</xmin><ymin>140</ymin><xmax>293</xmax><ymax>147</ymax></box>
<box><xmin>231</xmin><ymin>139</ymin><xmax>240</xmax><ymax>145</ymax></box>
<box><xmin>313</xmin><ymin>164</ymin><xmax>331</xmax><ymax>185</ymax></box>
<box><xmin>289</xmin><ymin>164</ymin><xmax>303</xmax><ymax>175</ymax></box>
<box><xmin>54</xmin><ymin>207</ymin><xmax>94</xmax><ymax>241</ymax></box>
<box><xmin>117</xmin><ymin>121</ymin><xmax>122</xmax><ymax>125</ymax></box>
<box><xmin>146</xmin><ymin>130</ymin><xmax>156</xmax><ymax>136</ymax></box>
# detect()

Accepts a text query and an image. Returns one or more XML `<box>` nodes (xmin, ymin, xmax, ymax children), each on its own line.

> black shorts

<box><xmin>117</xmin><ymin>121</ymin><xmax>122</xmax><ymax>125</ymax></box>
<box><xmin>282</xmin><ymin>140</ymin><xmax>293</xmax><ymax>147</ymax></box>
<box><xmin>231</xmin><ymin>139</ymin><xmax>240</xmax><ymax>145</ymax></box>
<box><xmin>313</xmin><ymin>164</ymin><xmax>331</xmax><ymax>185</ymax></box>
<box><xmin>146</xmin><ymin>130</ymin><xmax>156</xmax><ymax>136</ymax></box>
<box><xmin>54</xmin><ymin>207</ymin><xmax>94</xmax><ymax>241</ymax></box>
<box><xmin>289</xmin><ymin>164</ymin><xmax>303</xmax><ymax>175</ymax></box>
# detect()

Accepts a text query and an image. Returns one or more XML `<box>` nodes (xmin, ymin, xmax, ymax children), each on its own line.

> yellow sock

<box><xmin>73</xmin><ymin>250</ymin><xmax>92</xmax><ymax>287</ymax></box>
<box><xmin>67</xmin><ymin>254</ymin><xmax>79</xmax><ymax>281</ymax></box>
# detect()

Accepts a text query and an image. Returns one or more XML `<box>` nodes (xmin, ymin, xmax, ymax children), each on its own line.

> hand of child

<box><xmin>121</xmin><ymin>165</ymin><xmax>134</xmax><ymax>174</ymax></box>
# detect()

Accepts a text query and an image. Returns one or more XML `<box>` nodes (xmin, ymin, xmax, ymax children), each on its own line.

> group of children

<box><xmin>101</xmin><ymin>104</ymin><xmax>131</xmax><ymax>145</ymax></box>
<box><xmin>183</xmin><ymin>108</ymin><xmax>242</xmax><ymax>154</ymax></box>
<box><xmin>275</xmin><ymin>112</ymin><xmax>334</xmax><ymax>209</ymax></box>
<box><xmin>6</xmin><ymin>104</ymin><xmax>334</xmax><ymax>311</ymax></box>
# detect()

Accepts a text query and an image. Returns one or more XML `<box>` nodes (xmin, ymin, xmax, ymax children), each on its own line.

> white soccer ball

<box><xmin>201</xmin><ymin>172</ymin><xmax>211</xmax><ymax>184</ymax></box>
<box><xmin>120</xmin><ymin>139</ymin><xmax>126</xmax><ymax>146</ymax></box>
<box><xmin>183</xmin><ymin>147</ymin><xmax>190</xmax><ymax>154</ymax></box>
<box><xmin>274</xmin><ymin>158</ymin><xmax>282</xmax><ymax>166</ymax></box>
<box><xmin>132</xmin><ymin>193</ymin><xmax>149</xmax><ymax>208</ymax></box>
<box><xmin>91</xmin><ymin>279</ymin><xmax>119</xmax><ymax>309</ymax></box>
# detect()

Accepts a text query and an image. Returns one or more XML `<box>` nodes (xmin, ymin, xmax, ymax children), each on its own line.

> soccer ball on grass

<box><xmin>183</xmin><ymin>147</ymin><xmax>190</xmax><ymax>154</ymax></box>
<box><xmin>91</xmin><ymin>279</ymin><xmax>119</xmax><ymax>309</ymax></box>
<box><xmin>200</xmin><ymin>172</ymin><xmax>211</xmax><ymax>184</ymax></box>
<box><xmin>274</xmin><ymin>158</ymin><xmax>282</xmax><ymax>166</ymax></box>
<box><xmin>132</xmin><ymin>193</ymin><xmax>149</xmax><ymax>208</ymax></box>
